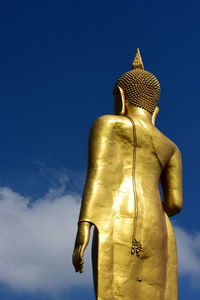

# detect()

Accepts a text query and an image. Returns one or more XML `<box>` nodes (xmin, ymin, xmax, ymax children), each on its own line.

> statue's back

<box><xmin>79</xmin><ymin>114</ymin><xmax>181</xmax><ymax>300</ymax></box>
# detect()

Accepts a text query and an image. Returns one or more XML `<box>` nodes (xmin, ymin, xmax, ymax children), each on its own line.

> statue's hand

<box><xmin>72</xmin><ymin>221</ymin><xmax>91</xmax><ymax>273</ymax></box>
<box><xmin>152</xmin><ymin>106</ymin><xmax>159</xmax><ymax>125</ymax></box>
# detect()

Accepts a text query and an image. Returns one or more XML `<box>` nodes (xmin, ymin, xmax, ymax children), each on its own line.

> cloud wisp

<box><xmin>175</xmin><ymin>225</ymin><xmax>200</xmax><ymax>288</ymax></box>
<box><xmin>0</xmin><ymin>186</ymin><xmax>93</xmax><ymax>294</ymax></box>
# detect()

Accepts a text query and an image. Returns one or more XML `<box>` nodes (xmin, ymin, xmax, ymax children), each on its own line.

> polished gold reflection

<box><xmin>72</xmin><ymin>49</ymin><xmax>183</xmax><ymax>300</ymax></box>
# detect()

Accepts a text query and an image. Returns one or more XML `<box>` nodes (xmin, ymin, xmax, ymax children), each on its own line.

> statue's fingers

<box><xmin>73</xmin><ymin>249</ymin><xmax>81</xmax><ymax>269</ymax></box>
<box><xmin>79</xmin><ymin>260</ymin><xmax>84</xmax><ymax>273</ymax></box>
<box><xmin>80</xmin><ymin>246</ymin><xmax>85</xmax><ymax>260</ymax></box>
<box><xmin>72</xmin><ymin>249</ymin><xmax>78</xmax><ymax>265</ymax></box>
<box><xmin>75</xmin><ymin>261</ymin><xmax>83</xmax><ymax>273</ymax></box>
<box><xmin>73</xmin><ymin>246</ymin><xmax>84</xmax><ymax>273</ymax></box>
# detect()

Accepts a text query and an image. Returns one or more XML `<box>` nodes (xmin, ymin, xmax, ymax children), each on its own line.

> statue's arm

<box><xmin>161</xmin><ymin>147</ymin><xmax>183</xmax><ymax>217</ymax></box>
<box><xmin>72</xmin><ymin>115</ymin><xmax>113</xmax><ymax>273</ymax></box>
<box><xmin>72</xmin><ymin>221</ymin><xmax>91</xmax><ymax>273</ymax></box>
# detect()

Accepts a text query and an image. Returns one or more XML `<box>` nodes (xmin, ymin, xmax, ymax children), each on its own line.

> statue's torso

<box><xmin>79</xmin><ymin>114</ymin><xmax>178</xmax><ymax>300</ymax></box>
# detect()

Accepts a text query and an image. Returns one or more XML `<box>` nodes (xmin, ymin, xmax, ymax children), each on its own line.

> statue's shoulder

<box><xmin>153</xmin><ymin>126</ymin><xmax>181</xmax><ymax>154</ymax></box>
<box><xmin>92</xmin><ymin>114</ymin><xmax>130</xmax><ymax>129</ymax></box>
<box><xmin>90</xmin><ymin>115</ymin><xmax>130</xmax><ymax>139</ymax></box>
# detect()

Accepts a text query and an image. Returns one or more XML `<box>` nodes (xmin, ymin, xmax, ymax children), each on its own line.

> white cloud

<box><xmin>0</xmin><ymin>184</ymin><xmax>199</xmax><ymax>294</ymax></box>
<box><xmin>175</xmin><ymin>225</ymin><xmax>200</xmax><ymax>287</ymax></box>
<box><xmin>0</xmin><ymin>186</ymin><xmax>93</xmax><ymax>294</ymax></box>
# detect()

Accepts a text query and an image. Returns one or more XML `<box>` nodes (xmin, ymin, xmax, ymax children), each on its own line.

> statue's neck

<box><xmin>126</xmin><ymin>106</ymin><xmax>153</xmax><ymax>124</ymax></box>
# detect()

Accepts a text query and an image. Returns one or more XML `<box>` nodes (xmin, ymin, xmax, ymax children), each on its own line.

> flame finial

<box><xmin>132</xmin><ymin>48</ymin><xmax>144</xmax><ymax>70</ymax></box>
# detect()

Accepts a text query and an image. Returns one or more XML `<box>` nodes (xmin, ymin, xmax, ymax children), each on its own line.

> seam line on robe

<box><xmin>125</xmin><ymin>115</ymin><xmax>142</xmax><ymax>256</ymax></box>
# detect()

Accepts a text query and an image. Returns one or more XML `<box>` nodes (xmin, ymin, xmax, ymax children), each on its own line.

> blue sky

<box><xmin>0</xmin><ymin>0</ymin><xmax>199</xmax><ymax>299</ymax></box>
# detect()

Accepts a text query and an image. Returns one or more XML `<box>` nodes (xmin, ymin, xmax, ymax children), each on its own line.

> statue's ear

<box><xmin>114</xmin><ymin>86</ymin><xmax>126</xmax><ymax>115</ymax></box>
<box><xmin>152</xmin><ymin>106</ymin><xmax>159</xmax><ymax>125</ymax></box>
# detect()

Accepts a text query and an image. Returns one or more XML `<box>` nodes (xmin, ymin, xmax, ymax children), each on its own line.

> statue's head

<box><xmin>113</xmin><ymin>49</ymin><xmax>160</xmax><ymax>115</ymax></box>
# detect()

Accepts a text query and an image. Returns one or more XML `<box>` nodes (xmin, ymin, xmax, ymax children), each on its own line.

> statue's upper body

<box><xmin>79</xmin><ymin>109</ymin><xmax>182</xmax><ymax>224</ymax></box>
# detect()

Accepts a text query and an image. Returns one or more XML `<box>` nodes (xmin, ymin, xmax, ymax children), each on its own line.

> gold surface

<box><xmin>113</xmin><ymin>48</ymin><xmax>160</xmax><ymax>114</ymax></box>
<box><xmin>132</xmin><ymin>48</ymin><xmax>144</xmax><ymax>70</ymax></box>
<box><xmin>72</xmin><ymin>49</ymin><xmax>183</xmax><ymax>300</ymax></box>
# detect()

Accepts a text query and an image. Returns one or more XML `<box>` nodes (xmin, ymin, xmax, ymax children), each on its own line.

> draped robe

<box><xmin>79</xmin><ymin>114</ymin><xmax>182</xmax><ymax>300</ymax></box>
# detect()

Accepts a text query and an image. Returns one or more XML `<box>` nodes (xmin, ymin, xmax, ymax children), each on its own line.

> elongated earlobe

<box><xmin>152</xmin><ymin>106</ymin><xmax>159</xmax><ymax>125</ymax></box>
<box><xmin>118</xmin><ymin>86</ymin><xmax>126</xmax><ymax>115</ymax></box>
<box><xmin>114</xmin><ymin>86</ymin><xmax>126</xmax><ymax>115</ymax></box>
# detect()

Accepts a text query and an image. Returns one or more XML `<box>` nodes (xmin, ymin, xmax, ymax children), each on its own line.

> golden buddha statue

<box><xmin>72</xmin><ymin>48</ymin><xmax>183</xmax><ymax>300</ymax></box>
